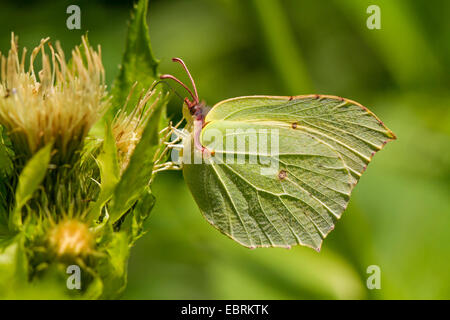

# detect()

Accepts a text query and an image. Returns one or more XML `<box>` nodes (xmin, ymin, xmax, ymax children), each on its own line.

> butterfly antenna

<box><xmin>160</xmin><ymin>74</ymin><xmax>197</xmax><ymax>105</ymax></box>
<box><xmin>171</xmin><ymin>58</ymin><xmax>199</xmax><ymax>103</ymax></box>
<box><xmin>160</xmin><ymin>58</ymin><xmax>199</xmax><ymax>107</ymax></box>
<box><xmin>151</xmin><ymin>80</ymin><xmax>186</xmax><ymax>103</ymax></box>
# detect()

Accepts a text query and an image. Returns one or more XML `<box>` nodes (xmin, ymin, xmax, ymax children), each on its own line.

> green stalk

<box><xmin>251</xmin><ymin>0</ymin><xmax>313</xmax><ymax>93</ymax></box>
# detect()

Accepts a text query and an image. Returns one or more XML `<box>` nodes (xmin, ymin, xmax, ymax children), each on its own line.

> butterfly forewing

<box><xmin>207</xmin><ymin>95</ymin><xmax>396</xmax><ymax>180</ymax></box>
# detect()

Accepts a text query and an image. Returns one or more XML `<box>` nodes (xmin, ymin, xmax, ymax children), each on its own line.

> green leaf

<box><xmin>96</xmin><ymin>231</ymin><xmax>129</xmax><ymax>299</ymax></box>
<box><xmin>0</xmin><ymin>126</ymin><xmax>13</xmax><ymax>179</ymax></box>
<box><xmin>83</xmin><ymin>276</ymin><xmax>104</xmax><ymax>300</ymax></box>
<box><xmin>0</xmin><ymin>126</ymin><xmax>13</xmax><ymax>216</ymax></box>
<box><xmin>87</xmin><ymin>123</ymin><xmax>120</xmax><ymax>223</ymax></box>
<box><xmin>0</xmin><ymin>234</ymin><xmax>28</xmax><ymax>295</ymax></box>
<box><xmin>110</xmin><ymin>0</ymin><xmax>159</xmax><ymax>116</ymax></box>
<box><xmin>108</xmin><ymin>95</ymin><xmax>167</xmax><ymax>223</ymax></box>
<box><xmin>121</xmin><ymin>187</ymin><xmax>156</xmax><ymax>244</ymax></box>
<box><xmin>10</xmin><ymin>142</ymin><xmax>53</xmax><ymax>230</ymax></box>
<box><xmin>6</xmin><ymin>263</ymin><xmax>76</xmax><ymax>300</ymax></box>
<box><xmin>0</xmin><ymin>204</ymin><xmax>9</xmax><ymax>237</ymax></box>
<box><xmin>183</xmin><ymin>95</ymin><xmax>396</xmax><ymax>250</ymax></box>
<box><xmin>95</xmin><ymin>0</ymin><xmax>167</xmax><ymax>225</ymax></box>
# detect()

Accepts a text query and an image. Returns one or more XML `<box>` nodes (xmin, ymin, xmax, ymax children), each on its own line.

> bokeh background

<box><xmin>1</xmin><ymin>0</ymin><xmax>449</xmax><ymax>299</ymax></box>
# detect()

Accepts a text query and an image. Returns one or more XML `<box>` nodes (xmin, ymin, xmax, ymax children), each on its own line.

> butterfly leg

<box><xmin>153</xmin><ymin>119</ymin><xmax>185</xmax><ymax>163</ymax></box>
<box><xmin>153</xmin><ymin>162</ymin><xmax>182</xmax><ymax>171</ymax></box>
<box><xmin>151</xmin><ymin>120</ymin><xmax>188</xmax><ymax>183</ymax></box>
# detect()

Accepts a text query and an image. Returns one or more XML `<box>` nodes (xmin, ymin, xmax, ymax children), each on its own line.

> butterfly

<box><xmin>161</xmin><ymin>58</ymin><xmax>396</xmax><ymax>251</ymax></box>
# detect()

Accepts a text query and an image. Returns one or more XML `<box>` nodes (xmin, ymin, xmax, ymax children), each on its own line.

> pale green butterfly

<box><xmin>161</xmin><ymin>58</ymin><xmax>396</xmax><ymax>251</ymax></box>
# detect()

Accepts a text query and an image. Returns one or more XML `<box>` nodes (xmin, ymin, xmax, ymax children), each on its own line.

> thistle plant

<box><xmin>0</xmin><ymin>0</ymin><xmax>169</xmax><ymax>299</ymax></box>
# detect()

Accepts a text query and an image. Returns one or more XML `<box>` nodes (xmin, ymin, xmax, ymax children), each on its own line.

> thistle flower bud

<box><xmin>48</xmin><ymin>219</ymin><xmax>94</xmax><ymax>258</ymax></box>
<box><xmin>112</xmin><ymin>87</ymin><xmax>159</xmax><ymax>172</ymax></box>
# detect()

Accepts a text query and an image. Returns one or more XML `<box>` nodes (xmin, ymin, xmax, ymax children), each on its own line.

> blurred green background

<box><xmin>1</xmin><ymin>0</ymin><xmax>449</xmax><ymax>299</ymax></box>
